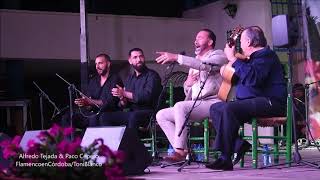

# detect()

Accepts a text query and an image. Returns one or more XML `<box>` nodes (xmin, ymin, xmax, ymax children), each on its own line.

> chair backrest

<box><xmin>165</xmin><ymin>71</ymin><xmax>188</xmax><ymax>107</ymax></box>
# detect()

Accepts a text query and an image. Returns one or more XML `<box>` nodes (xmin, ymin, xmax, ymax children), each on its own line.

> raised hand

<box><xmin>224</xmin><ymin>43</ymin><xmax>237</xmax><ymax>63</ymax></box>
<box><xmin>155</xmin><ymin>52</ymin><xmax>178</xmax><ymax>64</ymax></box>
<box><xmin>111</xmin><ymin>84</ymin><xmax>124</xmax><ymax>98</ymax></box>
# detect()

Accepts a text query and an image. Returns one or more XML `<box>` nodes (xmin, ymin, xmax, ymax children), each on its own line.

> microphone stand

<box><xmin>56</xmin><ymin>73</ymin><xmax>100</xmax><ymax>140</ymax></box>
<box><xmin>40</xmin><ymin>93</ymin><xmax>44</xmax><ymax>130</ymax></box>
<box><xmin>161</xmin><ymin>65</ymin><xmax>213</xmax><ymax>172</ymax></box>
<box><xmin>33</xmin><ymin>81</ymin><xmax>61</xmax><ymax>130</ymax></box>
<box><xmin>56</xmin><ymin>73</ymin><xmax>100</xmax><ymax>109</ymax></box>
<box><xmin>260</xmin><ymin>51</ymin><xmax>320</xmax><ymax>169</ymax></box>
<box><xmin>304</xmin><ymin>80</ymin><xmax>320</xmax><ymax>145</ymax></box>
<box><xmin>68</xmin><ymin>84</ymin><xmax>74</xmax><ymax>140</ymax></box>
<box><xmin>288</xmin><ymin>49</ymin><xmax>320</xmax><ymax>169</ymax></box>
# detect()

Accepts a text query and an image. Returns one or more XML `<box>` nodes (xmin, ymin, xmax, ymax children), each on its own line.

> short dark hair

<box><xmin>243</xmin><ymin>26</ymin><xmax>267</xmax><ymax>48</ymax></box>
<box><xmin>95</xmin><ymin>53</ymin><xmax>111</xmax><ymax>62</ymax></box>
<box><xmin>128</xmin><ymin>48</ymin><xmax>144</xmax><ymax>57</ymax></box>
<box><xmin>201</xmin><ymin>28</ymin><xmax>216</xmax><ymax>48</ymax></box>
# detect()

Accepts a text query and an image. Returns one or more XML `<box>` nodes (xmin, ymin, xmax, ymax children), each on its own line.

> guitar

<box><xmin>217</xmin><ymin>25</ymin><xmax>247</xmax><ymax>101</ymax></box>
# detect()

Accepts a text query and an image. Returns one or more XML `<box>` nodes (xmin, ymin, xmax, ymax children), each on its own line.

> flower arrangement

<box><xmin>0</xmin><ymin>124</ymin><xmax>125</xmax><ymax>180</ymax></box>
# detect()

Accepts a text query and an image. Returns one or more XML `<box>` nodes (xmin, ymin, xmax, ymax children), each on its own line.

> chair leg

<box><xmin>252</xmin><ymin>118</ymin><xmax>258</xmax><ymax>169</ymax></box>
<box><xmin>151</xmin><ymin>127</ymin><xmax>156</xmax><ymax>157</ymax></box>
<box><xmin>203</xmin><ymin>118</ymin><xmax>209</xmax><ymax>162</ymax></box>
<box><xmin>239</xmin><ymin>124</ymin><xmax>245</xmax><ymax>167</ymax></box>
<box><xmin>274</xmin><ymin>126</ymin><xmax>279</xmax><ymax>164</ymax></box>
<box><xmin>286</xmin><ymin>95</ymin><xmax>293</xmax><ymax>167</ymax></box>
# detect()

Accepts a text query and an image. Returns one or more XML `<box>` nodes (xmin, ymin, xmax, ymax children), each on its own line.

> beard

<box><xmin>195</xmin><ymin>42</ymin><xmax>211</xmax><ymax>55</ymax></box>
<box><xmin>97</xmin><ymin>67</ymin><xmax>108</xmax><ymax>76</ymax></box>
<box><xmin>132</xmin><ymin>63</ymin><xmax>145</xmax><ymax>72</ymax></box>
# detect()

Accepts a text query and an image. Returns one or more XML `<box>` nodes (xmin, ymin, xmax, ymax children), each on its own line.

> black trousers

<box><xmin>210</xmin><ymin>97</ymin><xmax>286</xmax><ymax>157</ymax></box>
<box><xmin>56</xmin><ymin>109</ymin><xmax>98</xmax><ymax>129</ymax></box>
<box><xmin>99</xmin><ymin>109</ymin><xmax>153</xmax><ymax>129</ymax></box>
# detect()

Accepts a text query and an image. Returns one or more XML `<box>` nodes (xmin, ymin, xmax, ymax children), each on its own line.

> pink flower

<box><xmin>26</xmin><ymin>143</ymin><xmax>41</xmax><ymax>157</ymax></box>
<box><xmin>63</xmin><ymin>127</ymin><xmax>74</xmax><ymax>136</ymax></box>
<box><xmin>3</xmin><ymin>147</ymin><xmax>17</xmax><ymax>159</ymax></box>
<box><xmin>98</xmin><ymin>142</ymin><xmax>113</xmax><ymax>157</ymax></box>
<box><xmin>11</xmin><ymin>136</ymin><xmax>21</xmax><ymax>146</ymax></box>
<box><xmin>0</xmin><ymin>139</ymin><xmax>11</xmax><ymax>148</ymax></box>
<box><xmin>57</xmin><ymin>138</ymin><xmax>81</xmax><ymax>155</ymax></box>
<box><xmin>57</xmin><ymin>140</ymin><xmax>68</xmax><ymax>153</ymax></box>
<box><xmin>0</xmin><ymin>136</ymin><xmax>22</xmax><ymax>159</ymax></box>
<box><xmin>27</xmin><ymin>140</ymin><xmax>36</xmax><ymax>149</ymax></box>
<box><xmin>114</xmin><ymin>151</ymin><xmax>125</xmax><ymax>164</ymax></box>
<box><xmin>48</xmin><ymin>124</ymin><xmax>61</xmax><ymax>137</ymax></box>
<box><xmin>66</xmin><ymin>137</ymin><xmax>81</xmax><ymax>154</ymax></box>
<box><xmin>92</xmin><ymin>138</ymin><xmax>102</xmax><ymax>146</ymax></box>
<box><xmin>0</xmin><ymin>123</ymin><xmax>125</xmax><ymax>179</ymax></box>
<box><xmin>37</xmin><ymin>131</ymin><xmax>49</xmax><ymax>141</ymax></box>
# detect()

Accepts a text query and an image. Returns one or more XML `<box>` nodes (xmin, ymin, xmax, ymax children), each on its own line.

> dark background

<box><xmin>0</xmin><ymin>0</ymin><xmax>220</xmax><ymax>17</ymax></box>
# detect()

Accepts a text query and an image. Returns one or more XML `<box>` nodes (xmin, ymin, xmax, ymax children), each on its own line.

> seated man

<box><xmin>206</xmin><ymin>26</ymin><xmax>287</xmax><ymax>171</ymax></box>
<box><xmin>59</xmin><ymin>53</ymin><xmax>123</xmax><ymax>128</ymax></box>
<box><xmin>99</xmin><ymin>48</ymin><xmax>162</xmax><ymax>129</ymax></box>
<box><xmin>155</xmin><ymin>29</ymin><xmax>227</xmax><ymax>162</ymax></box>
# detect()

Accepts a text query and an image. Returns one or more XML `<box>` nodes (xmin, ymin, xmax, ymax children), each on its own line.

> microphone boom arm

<box><xmin>55</xmin><ymin>73</ymin><xmax>100</xmax><ymax>108</ymax></box>
<box><xmin>33</xmin><ymin>81</ymin><xmax>61</xmax><ymax>114</ymax></box>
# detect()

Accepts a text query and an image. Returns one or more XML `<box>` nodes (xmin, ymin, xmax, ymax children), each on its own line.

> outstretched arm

<box><xmin>155</xmin><ymin>50</ymin><xmax>228</xmax><ymax>73</ymax></box>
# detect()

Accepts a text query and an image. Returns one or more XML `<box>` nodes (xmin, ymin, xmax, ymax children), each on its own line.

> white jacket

<box><xmin>177</xmin><ymin>49</ymin><xmax>228</xmax><ymax>101</ymax></box>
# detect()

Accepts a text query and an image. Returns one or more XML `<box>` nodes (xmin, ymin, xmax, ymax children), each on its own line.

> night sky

<box><xmin>0</xmin><ymin>0</ymin><xmax>202</xmax><ymax>17</ymax></box>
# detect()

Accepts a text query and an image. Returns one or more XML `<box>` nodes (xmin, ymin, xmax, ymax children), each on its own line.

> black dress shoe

<box><xmin>163</xmin><ymin>152</ymin><xmax>186</xmax><ymax>163</ymax></box>
<box><xmin>205</xmin><ymin>158</ymin><xmax>233</xmax><ymax>171</ymax></box>
<box><xmin>233</xmin><ymin>140</ymin><xmax>251</xmax><ymax>165</ymax></box>
<box><xmin>205</xmin><ymin>158</ymin><xmax>223</xmax><ymax>169</ymax></box>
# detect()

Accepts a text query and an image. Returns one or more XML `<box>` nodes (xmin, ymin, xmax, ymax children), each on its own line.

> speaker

<box><xmin>81</xmin><ymin>126</ymin><xmax>152</xmax><ymax>175</ymax></box>
<box><xmin>272</xmin><ymin>14</ymin><xmax>298</xmax><ymax>47</ymax></box>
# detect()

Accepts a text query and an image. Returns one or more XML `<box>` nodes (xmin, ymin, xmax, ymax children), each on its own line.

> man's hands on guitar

<box><xmin>185</xmin><ymin>72</ymin><xmax>199</xmax><ymax>87</ymax></box>
<box><xmin>74</xmin><ymin>96</ymin><xmax>92</xmax><ymax>107</ymax></box>
<box><xmin>224</xmin><ymin>43</ymin><xmax>237</xmax><ymax>63</ymax></box>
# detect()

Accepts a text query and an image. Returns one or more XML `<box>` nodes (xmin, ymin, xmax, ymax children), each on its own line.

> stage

<box><xmin>131</xmin><ymin>148</ymin><xmax>320</xmax><ymax>180</ymax></box>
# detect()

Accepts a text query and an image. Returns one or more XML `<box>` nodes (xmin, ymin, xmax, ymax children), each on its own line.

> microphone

<box><xmin>202</xmin><ymin>62</ymin><xmax>220</xmax><ymax>66</ymax></box>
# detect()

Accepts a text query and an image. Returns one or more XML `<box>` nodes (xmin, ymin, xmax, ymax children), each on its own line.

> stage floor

<box><xmin>131</xmin><ymin>148</ymin><xmax>320</xmax><ymax>180</ymax></box>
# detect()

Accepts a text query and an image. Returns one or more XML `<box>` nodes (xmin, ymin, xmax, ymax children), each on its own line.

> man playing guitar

<box><xmin>206</xmin><ymin>26</ymin><xmax>287</xmax><ymax>171</ymax></box>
